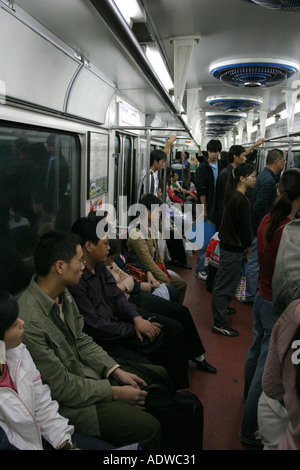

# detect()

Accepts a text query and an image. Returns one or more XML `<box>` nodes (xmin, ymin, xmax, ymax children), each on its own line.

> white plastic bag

<box><xmin>152</xmin><ymin>283</ymin><xmax>170</xmax><ymax>300</ymax></box>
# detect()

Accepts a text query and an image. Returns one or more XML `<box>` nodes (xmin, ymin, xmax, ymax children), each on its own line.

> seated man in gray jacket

<box><xmin>18</xmin><ymin>231</ymin><xmax>170</xmax><ymax>450</ymax></box>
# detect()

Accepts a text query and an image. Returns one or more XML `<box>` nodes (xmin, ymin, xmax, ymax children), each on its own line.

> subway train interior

<box><xmin>1</xmin><ymin>0</ymin><xmax>300</xmax><ymax>452</ymax></box>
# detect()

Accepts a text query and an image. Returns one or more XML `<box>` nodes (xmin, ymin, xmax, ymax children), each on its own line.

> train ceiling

<box><xmin>11</xmin><ymin>0</ymin><xmax>300</xmax><ymax>143</ymax></box>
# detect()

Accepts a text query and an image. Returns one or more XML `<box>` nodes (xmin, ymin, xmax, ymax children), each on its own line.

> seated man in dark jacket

<box><xmin>69</xmin><ymin>212</ymin><xmax>190</xmax><ymax>390</ymax></box>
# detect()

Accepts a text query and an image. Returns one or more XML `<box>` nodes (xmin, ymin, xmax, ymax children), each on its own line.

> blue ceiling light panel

<box><xmin>210</xmin><ymin>59</ymin><xmax>298</xmax><ymax>87</ymax></box>
<box><xmin>206</xmin><ymin>122</ymin><xmax>234</xmax><ymax>129</ymax></box>
<box><xmin>206</xmin><ymin>96</ymin><xmax>263</xmax><ymax>112</ymax></box>
<box><xmin>245</xmin><ymin>0</ymin><xmax>300</xmax><ymax>11</ymax></box>
<box><xmin>205</xmin><ymin>123</ymin><xmax>234</xmax><ymax>135</ymax></box>
<box><xmin>206</xmin><ymin>112</ymin><xmax>247</xmax><ymax>124</ymax></box>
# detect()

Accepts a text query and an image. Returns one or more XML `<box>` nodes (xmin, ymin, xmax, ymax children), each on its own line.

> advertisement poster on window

<box><xmin>87</xmin><ymin>132</ymin><xmax>109</xmax><ymax>199</ymax></box>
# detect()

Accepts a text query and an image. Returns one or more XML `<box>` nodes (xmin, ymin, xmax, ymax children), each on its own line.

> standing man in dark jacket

<box><xmin>245</xmin><ymin>149</ymin><xmax>285</xmax><ymax>304</ymax></box>
<box><xmin>194</xmin><ymin>140</ymin><xmax>223</xmax><ymax>280</ymax></box>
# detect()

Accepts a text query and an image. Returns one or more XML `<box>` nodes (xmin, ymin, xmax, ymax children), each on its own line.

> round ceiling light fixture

<box><xmin>206</xmin><ymin>122</ymin><xmax>235</xmax><ymax>130</ymax></box>
<box><xmin>245</xmin><ymin>0</ymin><xmax>300</xmax><ymax>11</ymax></box>
<box><xmin>206</xmin><ymin>112</ymin><xmax>247</xmax><ymax>124</ymax></box>
<box><xmin>205</xmin><ymin>131</ymin><xmax>227</xmax><ymax>137</ymax></box>
<box><xmin>210</xmin><ymin>58</ymin><xmax>298</xmax><ymax>87</ymax></box>
<box><xmin>206</xmin><ymin>95</ymin><xmax>263</xmax><ymax>112</ymax></box>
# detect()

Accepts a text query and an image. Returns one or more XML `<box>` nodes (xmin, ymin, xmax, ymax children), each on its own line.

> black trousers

<box><xmin>98</xmin><ymin>305</ymin><xmax>189</xmax><ymax>390</ymax></box>
<box><xmin>130</xmin><ymin>291</ymin><xmax>206</xmax><ymax>359</ymax></box>
<box><xmin>166</xmin><ymin>237</ymin><xmax>187</xmax><ymax>265</ymax></box>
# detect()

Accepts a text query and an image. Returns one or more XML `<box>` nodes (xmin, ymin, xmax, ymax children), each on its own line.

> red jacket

<box><xmin>257</xmin><ymin>214</ymin><xmax>291</xmax><ymax>301</ymax></box>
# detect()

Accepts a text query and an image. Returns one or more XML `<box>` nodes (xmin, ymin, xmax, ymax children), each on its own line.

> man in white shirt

<box><xmin>138</xmin><ymin>135</ymin><xmax>176</xmax><ymax>200</ymax></box>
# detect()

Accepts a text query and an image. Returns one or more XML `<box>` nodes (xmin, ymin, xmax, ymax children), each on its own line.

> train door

<box><xmin>114</xmin><ymin>132</ymin><xmax>135</xmax><ymax>230</ymax></box>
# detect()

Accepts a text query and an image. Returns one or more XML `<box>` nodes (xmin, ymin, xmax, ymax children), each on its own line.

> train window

<box><xmin>0</xmin><ymin>124</ymin><xmax>80</xmax><ymax>295</ymax></box>
<box><xmin>289</xmin><ymin>151</ymin><xmax>300</xmax><ymax>170</ymax></box>
<box><xmin>256</xmin><ymin>149</ymin><xmax>267</xmax><ymax>174</ymax></box>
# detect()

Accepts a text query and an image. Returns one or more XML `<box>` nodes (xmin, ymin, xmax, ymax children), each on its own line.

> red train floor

<box><xmin>173</xmin><ymin>253</ymin><xmax>261</xmax><ymax>451</ymax></box>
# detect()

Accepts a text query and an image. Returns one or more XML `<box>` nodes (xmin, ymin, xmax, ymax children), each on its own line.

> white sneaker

<box><xmin>195</xmin><ymin>271</ymin><xmax>208</xmax><ymax>281</ymax></box>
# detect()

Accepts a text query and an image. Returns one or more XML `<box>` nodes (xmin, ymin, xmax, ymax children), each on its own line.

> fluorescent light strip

<box><xmin>145</xmin><ymin>46</ymin><xmax>174</xmax><ymax>92</ymax></box>
<box><xmin>113</xmin><ymin>0</ymin><xmax>145</xmax><ymax>23</ymax></box>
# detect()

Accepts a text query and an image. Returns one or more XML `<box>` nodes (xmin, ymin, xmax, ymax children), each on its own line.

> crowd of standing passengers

<box><xmin>139</xmin><ymin>134</ymin><xmax>300</xmax><ymax>449</ymax></box>
<box><xmin>0</xmin><ymin>134</ymin><xmax>300</xmax><ymax>450</ymax></box>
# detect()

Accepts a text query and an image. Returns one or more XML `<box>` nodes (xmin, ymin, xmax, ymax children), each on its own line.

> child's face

<box><xmin>4</xmin><ymin>317</ymin><xmax>24</xmax><ymax>349</ymax></box>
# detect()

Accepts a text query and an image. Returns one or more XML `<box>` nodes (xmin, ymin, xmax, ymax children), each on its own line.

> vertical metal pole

<box><xmin>145</xmin><ymin>128</ymin><xmax>151</xmax><ymax>194</ymax></box>
<box><xmin>55</xmin><ymin>135</ymin><xmax>60</xmax><ymax>210</ymax></box>
<box><xmin>287</xmin><ymin>140</ymin><xmax>293</xmax><ymax>170</ymax></box>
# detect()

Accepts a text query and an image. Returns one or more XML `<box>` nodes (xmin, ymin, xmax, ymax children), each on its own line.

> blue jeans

<box><xmin>245</xmin><ymin>237</ymin><xmax>259</xmax><ymax>302</ymax></box>
<box><xmin>240</xmin><ymin>292</ymin><xmax>279</xmax><ymax>441</ymax></box>
<box><xmin>195</xmin><ymin>244</ymin><xmax>208</xmax><ymax>273</ymax></box>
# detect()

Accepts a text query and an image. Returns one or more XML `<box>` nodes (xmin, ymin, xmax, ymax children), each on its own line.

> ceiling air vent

<box><xmin>206</xmin><ymin>122</ymin><xmax>234</xmax><ymax>130</ymax></box>
<box><xmin>205</xmin><ymin>130</ymin><xmax>227</xmax><ymax>137</ymax></box>
<box><xmin>206</xmin><ymin>96</ymin><xmax>263</xmax><ymax>112</ymax></box>
<box><xmin>210</xmin><ymin>59</ymin><xmax>298</xmax><ymax>87</ymax></box>
<box><xmin>245</xmin><ymin>0</ymin><xmax>300</xmax><ymax>11</ymax></box>
<box><xmin>206</xmin><ymin>112</ymin><xmax>247</xmax><ymax>124</ymax></box>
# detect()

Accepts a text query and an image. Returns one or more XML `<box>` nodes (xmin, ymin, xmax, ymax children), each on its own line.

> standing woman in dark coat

<box><xmin>211</xmin><ymin>163</ymin><xmax>256</xmax><ymax>337</ymax></box>
<box><xmin>241</xmin><ymin>168</ymin><xmax>300</xmax><ymax>446</ymax></box>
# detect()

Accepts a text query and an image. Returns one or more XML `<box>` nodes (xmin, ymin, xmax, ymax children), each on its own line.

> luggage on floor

<box><xmin>144</xmin><ymin>383</ymin><xmax>204</xmax><ymax>451</ymax></box>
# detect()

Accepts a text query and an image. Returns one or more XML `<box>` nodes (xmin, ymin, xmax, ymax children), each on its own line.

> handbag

<box><xmin>156</xmin><ymin>262</ymin><xmax>171</xmax><ymax>279</ymax></box>
<box><xmin>205</xmin><ymin>232</ymin><xmax>220</xmax><ymax>268</ymax></box>
<box><xmin>144</xmin><ymin>384</ymin><xmax>203</xmax><ymax>450</ymax></box>
<box><xmin>116</xmin><ymin>361</ymin><xmax>204</xmax><ymax>450</ymax></box>
<box><xmin>235</xmin><ymin>276</ymin><xmax>246</xmax><ymax>301</ymax></box>
<box><xmin>235</xmin><ymin>257</ymin><xmax>246</xmax><ymax>301</ymax></box>
<box><xmin>127</xmin><ymin>361</ymin><xmax>203</xmax><ymax>450</ymax></box>
<box><xmin>125</xmin><ymin>263</ymin><xmax>147</xmax><ymax>282</ymax></box>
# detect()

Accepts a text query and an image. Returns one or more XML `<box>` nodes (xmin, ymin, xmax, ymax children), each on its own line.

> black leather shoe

<box><xmin>192</xmin><ymin>358</ymin><xmax>217</xmax><ymax>374</ymax></box>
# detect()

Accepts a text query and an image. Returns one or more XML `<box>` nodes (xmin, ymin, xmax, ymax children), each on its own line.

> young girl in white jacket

<box><xmin>0</xmin><ymin>290</ymin><xmax>116</xmax><ymax>450</ymax></box>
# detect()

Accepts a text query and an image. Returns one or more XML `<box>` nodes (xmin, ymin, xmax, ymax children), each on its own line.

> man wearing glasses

<box><xmin>18</xmin><ymin>231</ymin><xmax>169</xmax><ymax>450</ymax></box>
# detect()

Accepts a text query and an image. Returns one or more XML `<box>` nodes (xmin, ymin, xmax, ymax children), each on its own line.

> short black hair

<box><xmin>0</xmin><ymin>290</ymin><xmax>19</xmax><ymax>341</ymax></box>
<box><xmin>228</xmin><ymin>145</ymin><xmax>246</xmax><ymax>163</ymax></box>
<box><xmin>267</xmin><ymin>149</ymin><xmax>284</xmax><ymax>165</ymax></box>
<box><xmin>71</xmin><ymin>211</ymin><xmax>108</xmax><ymax>246</ymax></box>
<box><xmin>108</xmin><ymin>237</ymin><xmax>122</xmax><ymax>257</ymax></box>
<box><xmin>140</xmin><ymin>194</ymin><xmax>162</xmax><ymax>211</ymax></box>
<box><xmin>207</xmin><ymin>139</ymin><xmax>222</xmax><ymax>153</ymax></box>
<box><xmin>150</xmin><ymin>150</ymin><xmax>167</xmax><ymax>166</ymax></box>
<box><xmin>34</xmin><ymin>231</ymin><xmax>81</xmax><ymax>277</ymax></box>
